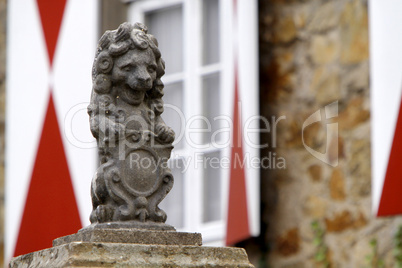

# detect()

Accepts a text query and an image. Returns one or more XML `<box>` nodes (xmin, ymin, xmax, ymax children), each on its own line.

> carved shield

<box><xmin>120</xmin><ymin>147</ymin><xmax>163</xmax><ymax>197</ymax></box>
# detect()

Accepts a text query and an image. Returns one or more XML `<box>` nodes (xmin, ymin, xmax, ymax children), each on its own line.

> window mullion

<box><xmin>199</xmin><ymin>63</ymin><xmax>221</xmax><ymax>77</ymax></box>
<box><xmin>219</xmin><ymin>0</ymin><xmax>234</xmax><ymax>238</ymax></box>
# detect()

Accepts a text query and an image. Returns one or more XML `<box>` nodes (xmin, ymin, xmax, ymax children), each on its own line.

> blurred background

<box><xmin>2</xmin><ymin>0</ymin><xmax>402</xmax><ymax>267</ymax></box>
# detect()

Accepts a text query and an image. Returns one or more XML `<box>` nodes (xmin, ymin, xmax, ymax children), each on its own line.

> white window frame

<box><xmin>128</xmin><ymin>0</ymin><xmax>259</xmax><ymax>246</ymax></box>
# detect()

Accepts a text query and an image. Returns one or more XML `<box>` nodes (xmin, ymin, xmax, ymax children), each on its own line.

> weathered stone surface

<box><xmin>272</xmin><ymin>15</ymin><xmax>297</xmax><ymax>44</ymax></box>
<box><xmin>84</xmin><ymin>221</ymin><xmax>175</xmax><ymax>231</ymax></box>
<box><xmin>293</xmin><ymin>7</ymin><xmax>308</xmax><ymax>29</ymax></box>
<box><xmin>10</xmin><ymin>242</ymin><xmax>255</xmax><ymax>268</ymax></box>
<box><xmin>307</xmin><ymin>2</ymin><xmax>340</xmax><ymax>33</ymax></box>
<box><xmin>304</xmin><ymin>195</ymin><xmax>327</xmax><ymax>218</ymax></box>
<box><xmin>307</xmin><ymin>164</ymin><xmax>321</xmax><ymax>182</ymax></box>
<box><xmin>301</xmin><ymin>121</ymin><xmax>325</xmax><ymax>152</ymax></box>
<box><xmin>53</xmin><ymin>228</ymin><xmax>202</xmax><ymax>247</ymax></box>
<box><xmin>325</xmin><ymin>210</ymin><xmax>367</xmax><ymax>233</ymax></box>
<box><xmin>341</xmin><ymin>62</ymin><xmax>369</xmax><ymax>91</ymax></box>
<box><xmin>338</xmin><ymin>97</ymin><xmax>370</xmax><ymax>130</ymax></box>
<box><xmin>350</xmin><ymin>236</ymin><xmax>375</xmax><ymax>268</ymax></box>
<box><xmin>311</xmin><ymin>66</ymin><xmax>340</xmax><ymax>104</ymax></box>
<box><xmin>328</xmin><ymin>135</ymin><xmax>344</xmax><ymax>163</ymax></box>
<box><xmin>329</xmin><ymin>169</ymin><xmax>345</xmax><ymax>201</ymax></box>
<box><xmin>309</xmin><ymin>32</ymin><xmax>340</xmax><ymax>65</ymax></box>
<box><xmin>275</xmin><ymin>49</ymin><xmax>294</xmax><ymax>74</ymax></box>
<box><xmin>256</xmin><ymin>0</ymin><xmax>394</xmax><ymax>267</ymax></box>
<box><xmin>276</xmin><ymin>228</ymin><xmax>300</xmax><ymax>256</ymax></box>
<box><xmin>348</xmin><ymin>139</ymin><xmax>371</xmax><ymax>197</ymax></box>
<box><xmin>88</xmin><ymin>22</ymin><xmax>176</xmax><ymax>227</ymax></box>
<box><xmin>260</xmin><ymin>60</ymin><xmax>296</xmax><ymax>103</ymax></box>
<box><xmin>340</xmin><ymin>0</ymin><xmax>369</xmax><ymax>64</ymax></box>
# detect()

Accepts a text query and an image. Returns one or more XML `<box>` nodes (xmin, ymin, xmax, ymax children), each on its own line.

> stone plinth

<box><xmin>53</xmin><ymin>228</ymin><xmax>202</xmax><ymax>247</ymax></box>
<box><xmin>11</xmin><ymin>229</ymin><xmax>254</xmax><ymax>267</ymax></box>
<box><xmin>10</xmin><ymin>242</ymin><xmax>255</xmax><ymax>267</ymax></box>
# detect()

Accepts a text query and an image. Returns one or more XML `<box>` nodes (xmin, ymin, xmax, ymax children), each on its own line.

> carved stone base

<box><xmin>53</xmin><ymin>227</ymin><xmax>202</xmax><ymax>247</ymax></box>
<box><xmin>81</xmin><ymin>221</ymin><xmax>176</xmax><ymax>231</ymax></box>
<box><xmin>10</xmin><ymin>242</ymin><xmax>255</xmax><ymax>267</ymax></box>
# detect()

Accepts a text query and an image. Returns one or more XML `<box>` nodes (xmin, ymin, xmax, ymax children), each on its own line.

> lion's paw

<box><xmin>155</xmin><ymin>124</ymin><xmax>175</xmax><ymax>144</ymax></box>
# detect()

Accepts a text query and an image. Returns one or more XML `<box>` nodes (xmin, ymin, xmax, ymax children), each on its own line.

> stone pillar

<box><xmin>10</xmin><ymin>229</ymin><xmax>254</xmax><ymax>267</ymax></box>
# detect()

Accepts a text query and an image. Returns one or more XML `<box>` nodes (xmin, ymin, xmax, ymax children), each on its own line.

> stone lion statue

<box><xmin>87</xmin><ymin>22</ymin><xmax>175</xmax><ymax>229</ymax></box>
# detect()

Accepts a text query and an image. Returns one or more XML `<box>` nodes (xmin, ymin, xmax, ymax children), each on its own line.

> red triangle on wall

<box><xmin>378</xmin><ymin>94</ymin><xmax>402</xmax><ymax>216</ymax></box>
<box><xmin>36</xmin><ymin>0</ymin><xmax>67</xmax><ymax>65</ymax></box>
<box><xmin>13</xmin><ymin>92</ymin><xmax>82</xmax><ymax>257</ymax></box>
<box><xmin>226</xmin><ymin>66</ymin><xmax>250</xmax><ymax>246</ymax></box>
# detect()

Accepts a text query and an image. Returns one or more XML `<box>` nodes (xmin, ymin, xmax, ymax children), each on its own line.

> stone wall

<box><xmin>0</xmin><ymin>0</ymin><xmax>5</xmax><ymax>265</ymax></box>
<box><xmin>249</xmin><ymin>0</ymin><xmax>402</xmax><ymax>267</ymax></box>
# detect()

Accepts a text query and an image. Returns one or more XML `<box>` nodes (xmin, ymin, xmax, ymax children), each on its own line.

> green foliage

<box><xmin>366</xmin><ymin>238</ymin><xmax>385</xmax><ymax>268</ymax></box>
<box><xmin>311</xmin><ymin>220</ymin><xmax>330</xmax><ymax>268</ymax></box>
<box><xmin>394</xmin><ymin>225</ymin><xmax>402</xmax><ymax>268</ymax></box>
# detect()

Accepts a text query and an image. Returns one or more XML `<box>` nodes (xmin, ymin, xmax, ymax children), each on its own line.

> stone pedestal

<box><xmin>10</xmin><ymin>242</ymin><xmax>254</xmax><ymax>267</ymax></box>
<box><xmin>9</xmin><ymin>229</ymin><xmax>255</xmax><ymax>267</ymax></box>
<box><xmin>53</xmin><ymin>227</ymin><xmax>202</xmax><ymax>247</ymax></box>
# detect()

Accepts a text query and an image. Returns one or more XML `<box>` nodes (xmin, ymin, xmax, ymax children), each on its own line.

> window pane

<box><xmin>160</xmin><ymin>158</ymin><xmax>185</xmax><ymax>228</ymax></box>
<box><xmin>202</xmin><ymin>0</ymin><xmax>220</xmax><ymax>65</ymax></box>
<box><xmin>145</xmin><ymin>5</ymin><xmax>183</xmax><ymax>74</ymax></box>
<box><xmin>162</xmin><ymin>82</ymin><xmax>184</xmax><ymax>149</ymax></box>
<box><xmin>203</xmin><ymin>151</ymin><xmax>221</xmax><ymax>222</ymax></box>
<box><xmin>202</xmin><ymin>73</ymin><xmax>220</xmax><ymax>144</ymax></box>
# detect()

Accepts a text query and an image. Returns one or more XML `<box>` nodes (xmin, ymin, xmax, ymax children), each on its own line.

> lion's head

<box><xmin>91</xmin><ymin>22</ymin><xmax>165</xmax><ymax>114</ymax></box>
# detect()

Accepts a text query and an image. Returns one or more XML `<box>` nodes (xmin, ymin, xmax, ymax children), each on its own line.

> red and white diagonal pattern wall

<box><xmin>225</xmin><ymin>0</ymin><xmax>259</xmax><ymax>246</ymax></box>
<box><xmin>6</xmin><ymin>0</ymin><xmax>98</xmax><ymax>261</ymax></box>
<box><xmin>370</xmin><ymin>1</ymin><xmax>402</xmax><ymax>216</ymax></box>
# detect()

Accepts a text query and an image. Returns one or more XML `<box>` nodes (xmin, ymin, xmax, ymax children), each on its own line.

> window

<box><xmin>128</xmin><ymin>0</ymin><xmax>259</xmax><ymax>245</ymax></box>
